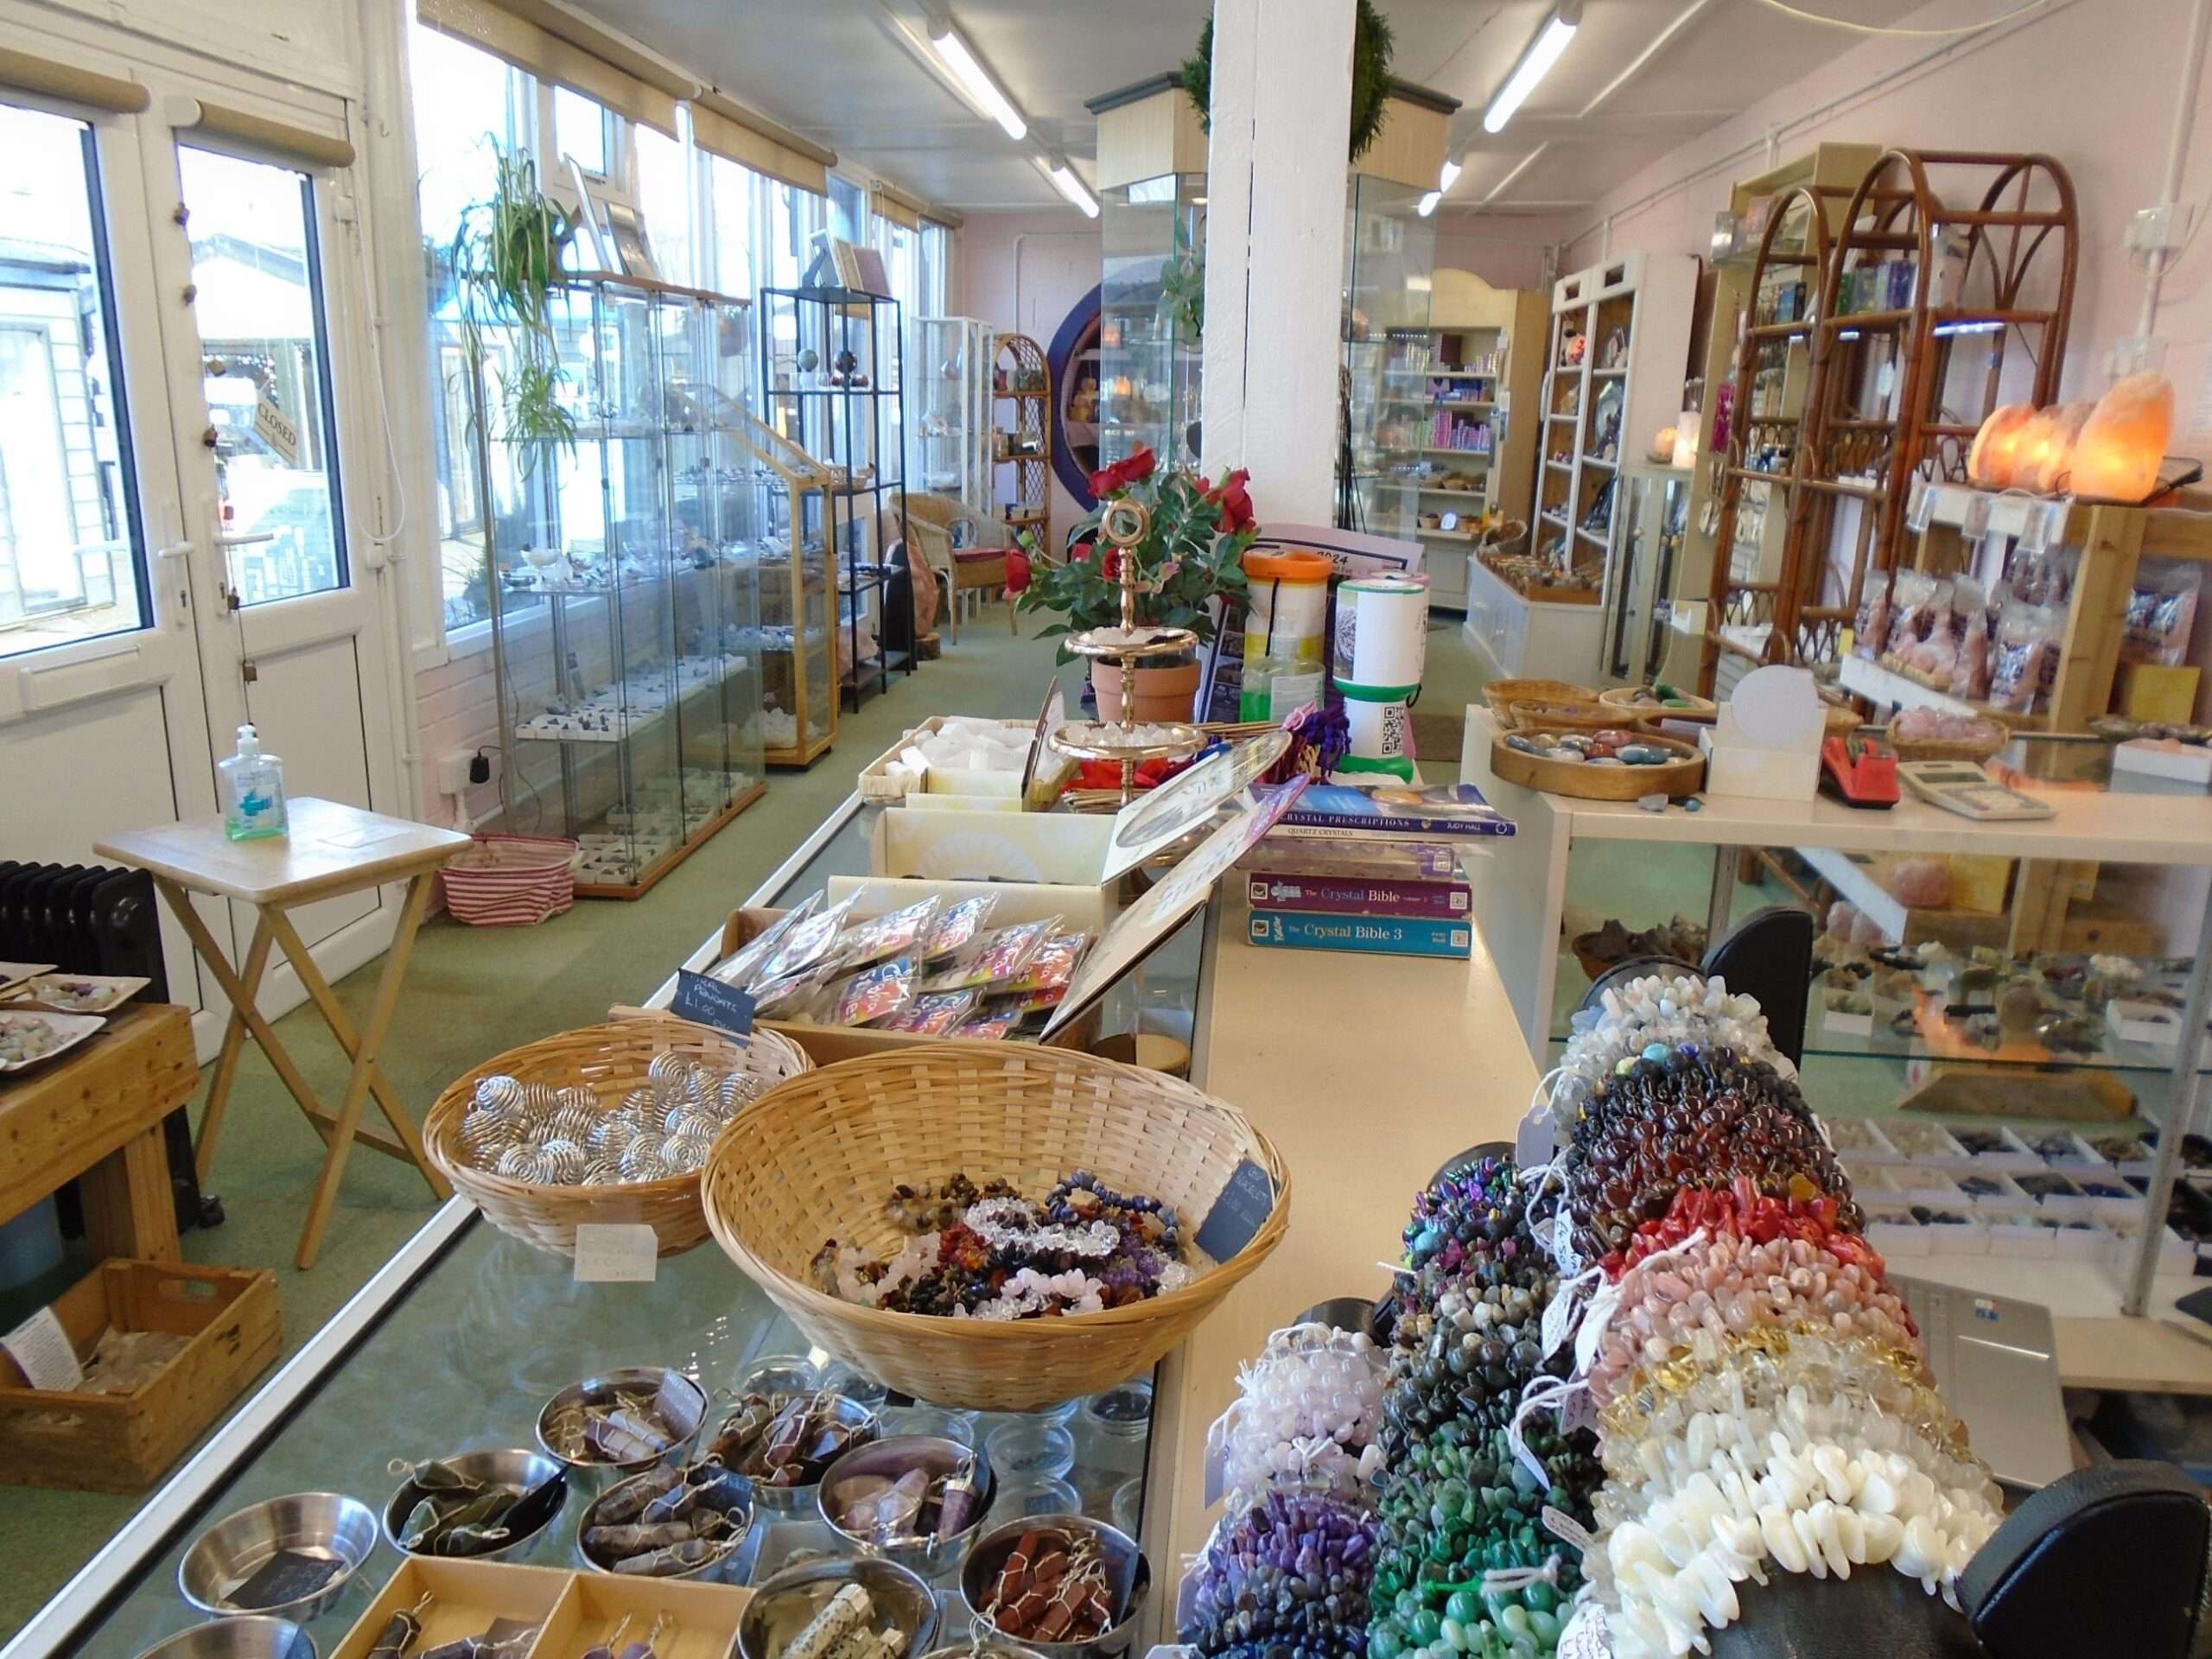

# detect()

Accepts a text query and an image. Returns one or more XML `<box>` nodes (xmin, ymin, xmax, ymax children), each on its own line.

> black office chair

<box><xmin>1580</xmin><ymin>905</ymin><xmax>1815</xmax><ymax>1066</ymax></box>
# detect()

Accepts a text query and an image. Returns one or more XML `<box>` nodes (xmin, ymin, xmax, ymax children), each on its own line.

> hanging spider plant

<box><xmin>446</xmin><ymin>149</ymin><xmax>581</xmax><ymax>467</ymax></box>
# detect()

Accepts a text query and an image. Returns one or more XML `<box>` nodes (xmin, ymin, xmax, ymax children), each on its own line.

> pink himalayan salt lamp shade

<box><xmin>1967</xmin><ymin>403</ymin><xmax>2035</xmax><ymax>487</ymax></box>
<box><xmin>2071</xmin><ymin>372</ymin><xmax>2176</xmax><ymax>502</ymax></box>
<box><xmin>2027</xmin><ymin>400</ymin><xmax>2094</xmax><ymax>494</ymax></box>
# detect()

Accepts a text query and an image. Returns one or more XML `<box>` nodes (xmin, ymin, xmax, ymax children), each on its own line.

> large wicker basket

<box><xmin>427</xmin><ymin>1018</ymin><xmax>812</xmax><ymax>1260</ymax></box>
<box><xmin>700</xmin><ymin>1046</ymin><xmax>1292</xmax><ymax>1411</ymax></box>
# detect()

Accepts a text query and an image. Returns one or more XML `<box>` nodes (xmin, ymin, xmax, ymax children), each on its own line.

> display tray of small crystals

<box><xmin>425</xmin><ymin>1018</ymin><xmax>813</xmax><ymax>1260</ymax></box>
<box><xmin>701</xmin><ymin>1046</ymin><xmax>1290</xmax><ymax>1412</ymax></box>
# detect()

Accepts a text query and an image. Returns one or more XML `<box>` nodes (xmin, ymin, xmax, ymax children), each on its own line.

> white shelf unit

<box><xmin>1461</xmin><ymin>554</ymin><xmax>1605</xmax><ymax>681</ymax></box>
<box><xmin>912</xmin><ymin>316</ymin><xmax>993</xmax><ymax>514</ymax></box>
<box><xmin>1508</xmin><ymin>251</ymin><xmax>1697</xmax><ymax>683</ymax></box>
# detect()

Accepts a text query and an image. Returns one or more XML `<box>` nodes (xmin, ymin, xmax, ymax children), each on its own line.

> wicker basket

<box><xmin>700</xmin><ymin>1046</ymin><xmax>1292</xmax><ymax>1411</ymax></box>
<box><xmin>1483</xmin><ymin>678</ymin><xmax>1595</xmax><ymax>716</ymax></box>
<box><xmin>1881</xmin><ymin>719</ymin><xmax>2008</xmax><ymax>762</ymax></box>
<box><xmin>1503</xmin><ymin>698</ymin><xmax>1637</xmax><ymax>734</ymax></box>
<box><xmin>426</xmin><ymin>1018</ymin><xmax>813</xmax><ymax>1260</ymax></box>
<box><xmin>1598</xmin><ymin>685</ymin><xmax>1719</xmax><ymax>723</ymax></box>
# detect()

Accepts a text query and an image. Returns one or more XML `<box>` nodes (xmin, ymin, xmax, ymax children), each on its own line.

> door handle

<box><xmin>214</xmin><ymin>531</ymin><xmax>277</xmax><ymax>548</ymax></box>
<box><xmin>156</xmin><ymin>540</ymin><xmax>196</xmax><ymax>631</ymax></box>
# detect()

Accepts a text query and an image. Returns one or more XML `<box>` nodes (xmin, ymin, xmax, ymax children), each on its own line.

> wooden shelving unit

<box><xmin>1478</xmin><ymin>252</ymin><xmax>1694</xmax><ymax>681</ymax></box>
<box><xmin>993</xmin><ymin>332</ymin><xmax>1052</xmax><ymax>555</ymax></box>
<box><xmin>732</xmin><ymin>410</ymin><xmax>838</xmax><ymax>767</ymax></box>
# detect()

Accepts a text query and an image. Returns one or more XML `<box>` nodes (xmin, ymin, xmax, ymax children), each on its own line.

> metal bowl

<box><xmin>737</xmin><ymin>1555</ymin><xmax>939</xmax><ymax>1659</ymax></box>
<box><xmin>576</xmin><ymin>1462</ymin><xmax>753</xmax><ymax>1581</ymax></box>
<box><xmin>1295</xmin><ymin>1297</ymin><xmax>1385</xmax><ymax>1343</ymax></box>
<box><xmin>132</xmin><ymin>1618</ymin><xmax>316</xmax><ymax>1659</ymax></box>
<box><xmin>727</xmin><ymin>1393</ymin><xmax>879</xmax><ymax>1513</ymax></box>
<box><xmin>817</xmin><ymin>1435</ymin><xmax>995</xmax><ymax>1577</ymax></box>
<box><xmin>380</xmin><ymin>1447</ymin><xmax>568</xmax><ymax>1561</ymax></box>
<box><xmin>917</xmin><ymin>1644</ymin><xmax>1046</xmax><ymax>1659</ymax></box>
<box><xmin>535</xmin><ymin>1367</ymin><xmax>708</xmax><ymax>1473</ymax></box>
<box><xmin>177</xmin><ymin>1493</ymin><xmax>378</xmax><ymax>1620</ymax></box>
<box><xmin>959</xmin><ymin>1514</ymin><xmax>1152</xmax><ymax>1659</ymax></box>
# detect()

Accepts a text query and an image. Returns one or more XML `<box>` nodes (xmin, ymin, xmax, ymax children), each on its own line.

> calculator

<box><xmin>1896</xmin><ymin>760</ymin><xmax>2056</xmax><ymax>820</ymax></box>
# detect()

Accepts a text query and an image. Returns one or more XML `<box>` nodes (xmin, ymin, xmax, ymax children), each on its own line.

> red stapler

<box><xmin>1821</xmin><ymin>733</ymin><xmax>1899</xmax><ymax>808</ymax></box>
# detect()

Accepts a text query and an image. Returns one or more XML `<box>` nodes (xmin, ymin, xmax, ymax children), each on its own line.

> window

<box><xmin>179</xmin><ymin>146</ymin><xmax>347</xmax><ymax>607</ymax></box>
<box><xmin>708</xmin><ymin>155</ymin><xmax>756</xmax><ymax>299</ymax></box>
<box><xmin>633</xmin><ymin>123</ymin><xmax>691</xmax><ymax>288</ymax></box>
<box><xmin>0</xmin><ymin>102</ymin><xmax>147</xmax><ymax>658</ymax></box>
<box><xmin>828</xmin><ymin>175</ymin><xmax>866</xmax><ymax>245</ymax></box>
<box><xmin>408</xmin><ymin>20</ymin><xmax>527</xmax><ymax>248</ymax></box>
<box><xmin>553</xmin><ymin>86</ymin><xmax>609</xmax><ymax>178</ymax></box>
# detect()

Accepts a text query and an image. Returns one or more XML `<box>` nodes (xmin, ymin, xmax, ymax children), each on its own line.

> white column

<box><xmin>1200</xmin><ymin>0</ymin><xmax>1353</xmax><ymax>523</ymax></box>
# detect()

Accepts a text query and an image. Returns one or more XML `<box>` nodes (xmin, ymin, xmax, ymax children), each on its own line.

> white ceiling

<box><xmin>572</xmin><ymin>0</ymin><xmax>1928</xmax><ymax>215</ymax></box>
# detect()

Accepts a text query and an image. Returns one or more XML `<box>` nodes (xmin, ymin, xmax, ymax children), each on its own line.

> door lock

<box><xmin>201</xmin><ymin>425</ymin><xmax>219</xmax><ymax>449</ymax></box>
<box><xmin>241</xmin><ymin>661</ymin><xmax>258</xmax><ymax>684</ymax></box>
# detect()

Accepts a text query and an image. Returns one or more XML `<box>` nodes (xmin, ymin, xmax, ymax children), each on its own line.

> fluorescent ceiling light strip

<box><xmin>1038</xmin><ymin>155</ymin><xmax>1099</xmax><ymax>217</ymax></box>
<box><xmin>1418</xmin><ymin>190</ymin><xmax>1442</xmax><ymax>217</ymax></box>
<box><xmin>1439</xmin><ymin>157</ymin><xmax>1463</xmax><ymax>193</ymax></box>
<box><xmin>931</xmin><ymin>22</ymin><xmax>1027</xmax><ymax>141</ymax></box>
<box><xmin>1484</xmin><ymin>8</ymin><xmax>1580</xmax><ymax>134</ymax></box>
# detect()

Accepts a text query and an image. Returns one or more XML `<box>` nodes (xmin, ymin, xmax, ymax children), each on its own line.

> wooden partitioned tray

<box><xmin>1490</xmin><ymin>730</ymin><xmax>1706</xmax><ymax>801</ymax></box>
<box><xmin>327</xmin><ymin>1559</ymin><xmax>751</xmax><ymax>1659</ymax></box>
<box><xmin>1482</xmin><ymin>678</ymin><xmax>1595</xmax><ymax>716</ymax></box>
<box><xmin>1599</xmin><ymin>685</ymin><xmax>1719</xmax><ymax>723</ymax></box>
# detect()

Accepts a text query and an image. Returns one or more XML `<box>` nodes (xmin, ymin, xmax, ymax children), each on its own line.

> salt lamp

<box><xmin>2027</xmin><ymin>400</ymin><xmax>2094</xmax><ymax>494</ymax></box>
<box><xmin>1671</xmin><ymin>411</ymin><xmax>1700</xmax><ymax>468</ymax></box>
<box><xmin>1967</xmin><ymin>403</ymin><xmax>2034</xmax><ymax>487</ymax></box>
<box><xmin>1650</xmin><ymin>425</ymin><xmax>1679</xmax><ymax>462</ymax></box>
<box><xmin>2071</xmin><ymin>372</ymin><xmax>2175</xmax><ymax>502</ymax></box>
<box><xmin>2012</xmin><ymin>406</ymin><xmax>2068</xmax><ymax>494</ymax></box>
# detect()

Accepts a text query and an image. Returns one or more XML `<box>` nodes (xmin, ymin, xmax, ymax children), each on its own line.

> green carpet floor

<box><xmin>0</xmin><ymin>619</ymin><xmax>1072</xmax><ymax>1642</ymax></box>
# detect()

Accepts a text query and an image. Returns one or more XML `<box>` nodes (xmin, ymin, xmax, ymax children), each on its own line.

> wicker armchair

<box><xmin>904</xmin><ymin>492</ymin><xmax>1017</xmax><ymax>641</ymax></box>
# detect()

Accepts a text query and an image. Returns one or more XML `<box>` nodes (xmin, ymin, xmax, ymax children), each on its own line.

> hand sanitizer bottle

<box><xmin>219</xmin><ymin>723</ymin><xmax>289</xmax><ymax>841</ymax></box>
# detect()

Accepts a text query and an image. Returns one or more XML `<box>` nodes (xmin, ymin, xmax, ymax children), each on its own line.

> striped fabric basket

<box><xmin>438</xmin><ymin>833</ymin><xmax>580</xmax><ymax>926</ymax></box>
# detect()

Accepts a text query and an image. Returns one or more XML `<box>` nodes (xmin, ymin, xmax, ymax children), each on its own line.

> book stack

<box><xmin>1240</xmin><ymin>784</ymin><xmax>1515</xmax><ymax>960</ymax></box>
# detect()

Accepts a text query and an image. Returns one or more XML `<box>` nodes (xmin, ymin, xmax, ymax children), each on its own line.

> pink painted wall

<box><xmin>1557</xmin><ymin>0</ymin><xmax>2212</xmax><ymax>454</ymax></box>
<box><xmin>1432</xmin><ymin>212</ymin><xmax>1570</xmax><ymax>294</ymax></box>
<box><xmin>955</xmin><ymin>209</ymin><xmax>1103</xmax><ymax>537</ymax></box>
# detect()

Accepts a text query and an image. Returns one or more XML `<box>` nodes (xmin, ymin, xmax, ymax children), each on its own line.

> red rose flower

<box><xmin>1087</xmin><ymin>446</ymin><xmax>1159</xmax><ymax>499</ymax></box>
<box><xmin>1005</xmin><ymin>547</ymin><xmax>1033</xmax><ymax>593</ymax></box>
<box><xmin>1102</xmin><ymin>546</ymin><xmax>1122</xmax><ymax>581</ymax></box>
<box><xmin>1071</xmin><ymin>540</ymin><xmax>1096</xmax><ymax>564</ymax></box>
<box><xmin>1205</xmin><ymin>467</ymin><xmax>1255</xmax><ymax>534</ymax></box>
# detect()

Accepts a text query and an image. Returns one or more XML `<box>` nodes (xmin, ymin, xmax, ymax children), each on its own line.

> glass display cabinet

<box><xmin>1096</xmin><ymin>171</ymin><xmax>1205</xmax><ymax>473</ymax></box>
<box><xmin>760</xmin><ymin>286</ymin><xmax>912</xmax><ymax>713</ymax></box>
<box><xmin>913</xmin><ymin>316</ymin><xmax>993</xmax><ymax>512</ymax></box>
<box><xmin>478</xmin><ymin>274</ymin><xmax>766</xmax><ymax>899</ymax></box>
<box><xmin>1599</xmin><ymin>462</ymin><xmax>1694</xmax><ymax>685</ymax></box>
<box><xmin>1338</xmin><ymin>175</ymin><xmax>1436</xmax><ymax>541</ymax></box>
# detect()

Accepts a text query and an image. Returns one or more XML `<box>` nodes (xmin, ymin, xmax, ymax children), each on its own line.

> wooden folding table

<box><xmin>96</xmin><ymin>798</ymin><xmax>467</xmax><ymax>1268</ymax></box>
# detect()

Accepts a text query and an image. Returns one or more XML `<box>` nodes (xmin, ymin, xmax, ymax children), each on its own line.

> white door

<box><xmin>0</xmin><ymin>33</ymin><xmax>408</xmax><ymax>1058</ymax></box>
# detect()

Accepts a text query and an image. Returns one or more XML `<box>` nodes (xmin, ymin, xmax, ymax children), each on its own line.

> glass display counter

<box><xmin>22</xmin><ymin>797</ymin><xmax>1204</xmax><ymax>1659</ymax></box>
<box><xmin>1096</xmin><ymin>172</ymin><xmax>1205</xmax><ymax>472</ymax></box>
<box><xmin>1339</xmin><ymin>175</ymin><xmax>1435</xmax><ymax>540</ymax></box>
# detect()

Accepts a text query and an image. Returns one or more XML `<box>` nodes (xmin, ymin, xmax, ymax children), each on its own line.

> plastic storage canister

<box><xmin>1241</xmin><ymin>549</ymin><xmax>1334</xmax><ymax>721</ymax></box>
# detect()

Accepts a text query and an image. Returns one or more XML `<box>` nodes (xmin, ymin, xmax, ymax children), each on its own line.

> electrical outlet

<box><xmin>2126</xmin><ymin>203</ymin><xmax>2196</xmax><ymax>254</ymax></box>
<box><xmin>435</xmin><ymin>748</ymin><xmax>480</xmax><ymax>796</ymax></box>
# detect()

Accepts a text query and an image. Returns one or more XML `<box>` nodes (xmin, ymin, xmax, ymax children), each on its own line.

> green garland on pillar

<box><xmin>1181</xmin><ymin>0</ymin><xmax>1395</xmax><ymax>163</ymax></box>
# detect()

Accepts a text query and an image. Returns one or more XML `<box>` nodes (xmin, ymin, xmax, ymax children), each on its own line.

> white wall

<box><xmin>1432</xmin><ymin>212</ymin><xmax>1571</xmax><ymax>295</ymax></box>
<box><xmin>955</xmin><ymin>208</ymin><xmax>1102</xmax><ymax>536</ymax></box>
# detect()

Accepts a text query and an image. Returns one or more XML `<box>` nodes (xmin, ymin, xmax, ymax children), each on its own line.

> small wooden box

<box><xmin>327</xmin><ymin>1559</ymin><xmax>749</xmax><ymax>1659</ymax></box>
<box><xmin>0</xmin><ymin>1260</ymin><xmax>280</xmax><ymax>1492</ymax></box>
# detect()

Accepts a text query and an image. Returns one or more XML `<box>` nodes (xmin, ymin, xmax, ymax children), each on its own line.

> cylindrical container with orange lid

<box><xmin>1240</xmin><ymin>548</ymin><xmax>1333</xmax><ymax>721</ymax></box>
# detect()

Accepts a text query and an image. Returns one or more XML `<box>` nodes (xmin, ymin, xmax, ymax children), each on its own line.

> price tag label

<box><xmin>1542</xmin><ymin>1506</ymin><xmax>1595</xmax><ymax>1556</ymax></box>
<box><xmin>2019</xmin><ymin>499</ymin><xmax>2062</xmax><ymax>556</ymax></box>
<box><xmin>1556</xmin><ymin>1604</ymin><xmax>1610</xmax><ymax>1659</ymax></box>
<box><xmin>574</xmin><ymin>1224</ymin><xmax>659</xmax><ymax>1284</ymax></box>
<box><xmin>2</xmin><ymin>1306</ymin><xmax>83</xmax><ymax>1391</ymax></box>
<box><xmin>1195</xmin><ymin>1159</ymin><xmax>1275</xmax><ymax>1262</ymax></box>
<box><xmin>1961</xmin><ymin>490</ymin><xmax>1993</xmax><ymax>540</ymax></box>
<box><xmin>671</xmin><ymin>969</ymin><xmax>754</xmax><ymax>1037</ymax></box>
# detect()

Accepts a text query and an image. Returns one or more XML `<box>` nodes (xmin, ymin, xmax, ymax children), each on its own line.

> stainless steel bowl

<box><xmin>959</xmin><ymin>1514</ymin><xmax>1153</xmax><ymax>1659</ymax></box>
<box><xmin>380</xmin><ymin>1447</ymin><xmax>568</xmax><ymax>1560</ymax></box>
<box><xmin>737</xmin><ymin>1555</ymin><xmax>939</xmax><ymax>1659</ymax></box>
<box><xmin>132</xmin><ymin>1618</ymin><xmax>316</xmax><ymax>1659</ymax></box>
<box><xmin>535</xmin><ymin>1367</ymin><xmax>708</xmax><ymax>1473</ymax></box>
<box><xmin>916</xmin><ymin>1644</ymin><xmax>1046</xmax><ymax>1659</ymax></box>
<box><xmin>177</xmin><ymin>1493</ymin><xmax>378</xmax><ymax>1620</ymax></box>
<box><xmin>576</xmin><ymin>1462</ymin><xmax>753</xmax><ymax>1581</ymax></box>
<box><xmin>817</xmin><ymin>1434</ymin><xmax>995</xmax><ymax>1577</ymax></box>
<box><xmin>728</xmin><ymin>1393</ymin><xmax>879</xmax><ymax>1513</ymax></box>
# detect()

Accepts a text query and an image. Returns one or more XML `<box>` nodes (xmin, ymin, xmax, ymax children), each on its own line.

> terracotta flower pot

<box><xmin>1090</xmin><ymin>656</ymin><xmax>1201</xmax><ymax>724</ymax></box>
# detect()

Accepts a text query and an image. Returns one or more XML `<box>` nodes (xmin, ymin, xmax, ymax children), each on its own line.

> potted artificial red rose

<box><xmin>1018</xmin><ymin>448</ymin><xmax>1258</xmax><ymax>721</ymax></box>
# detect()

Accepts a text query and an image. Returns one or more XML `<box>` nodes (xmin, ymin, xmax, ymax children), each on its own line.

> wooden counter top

<box><xmin>1153</xmin><ymin>890</ymin><xmax>1540</xmax><ymax>1594</ymax></box>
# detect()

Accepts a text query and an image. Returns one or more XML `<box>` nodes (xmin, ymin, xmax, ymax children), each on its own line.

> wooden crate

<box><xmin>0</xmin><ymin>1259</ymin><xmax>280</xmax><ymax>1492</ymax></box>
<box><xmin>327</xmin><ymin>1558</ymin><xmax>749</xmax><ymax>1659</ymax></box>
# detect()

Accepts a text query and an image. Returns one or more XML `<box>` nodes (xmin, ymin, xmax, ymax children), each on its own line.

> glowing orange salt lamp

<box><xmin>1650</xmin><ymin>426</ymin><xmax>1679</xmax><ymax>463</ymax></box>
<box><xmin>2071</xmin><ymin>372</ymin><xmax>2176</xmax><ymax>502</ymax></box>
<box><xmin>1967</xmin><ymin>404</ymin><xmax>2034</xmax><ymax>487</ymax></box>
<box><xmin>2027</xmin><ymin>400</ymin><xmax>2094</xmax><ymax>494</ymax></box>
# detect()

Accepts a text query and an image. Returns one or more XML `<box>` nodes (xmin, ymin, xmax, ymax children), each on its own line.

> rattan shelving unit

<box><xmin>994</xmin><ymin>332</ymin><xmax>1052</xmax><ymax>554</ymax></box>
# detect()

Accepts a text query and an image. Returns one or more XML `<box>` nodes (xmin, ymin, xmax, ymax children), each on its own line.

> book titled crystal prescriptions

<box><xmin>1268</xmin><ymin>782</ymin><xmax>1517</xmax><ymax>841</ymax></box>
